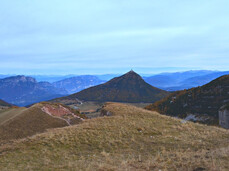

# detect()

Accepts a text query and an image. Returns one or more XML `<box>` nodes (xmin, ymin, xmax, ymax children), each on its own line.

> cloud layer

<box><xmin>0</xmin><ymin>0</ymin><xmax>229</xmax><ymax>74</ymax></box>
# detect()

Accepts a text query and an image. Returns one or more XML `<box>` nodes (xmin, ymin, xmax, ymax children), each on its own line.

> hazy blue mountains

<box><xmin>53</xmin><ymin>75</ymin><xmax>105</xmax><ymax>94</ymax></box>
<box><xmin>0</xmin><ymin>76</ymin><xmax>67</xmax><ymax>106</ymax></box>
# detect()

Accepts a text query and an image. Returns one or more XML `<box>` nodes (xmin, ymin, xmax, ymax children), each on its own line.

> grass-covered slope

<box><xmin>0</xmin><ymin>105</ymin><xmax>68</xmax><ymax>144</ymax></box>
<box><xmin>146</xmin><ymin>75</ymin><xmax>229</xmax><ymax>125</ymax></box>
<box><xmin>0</xmin><ymin>102</ymin><xmax>84</xmax><ymax>144</ymax></box>
<box><xmin>0</xmin><ymin>103</ymin><xmax>228</xmax><ymax>170</ymax></box>
<box><xmin>56</xmin><ymin>71</ymin><xmax>169</xmax><ymax>103</ymax></box>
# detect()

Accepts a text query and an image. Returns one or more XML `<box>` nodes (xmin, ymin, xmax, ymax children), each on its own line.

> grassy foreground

<box><xmin>0</xmin><ymin>103</ymin><xmax>229</xmax><ymax>170</ymax></box>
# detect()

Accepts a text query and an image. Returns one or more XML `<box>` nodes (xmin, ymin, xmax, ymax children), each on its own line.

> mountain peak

<box><xmin>60</xmin><ymin>71</ymin><xmax>169</xmax><ymax>103</ymax></box>
<box><xmin>126</xmin><ymin>69</ymin><xmax>138</xmax><ymax>75</ymax></box>
<box><xmin>119</xmin><ymin>70</ymin><xmax>142</xmax><ymax>80</ymax></box>
<box><xmin>3</xmin><ymin>75</ymin><xmax>37</xmax><ymax>83</ymax></box>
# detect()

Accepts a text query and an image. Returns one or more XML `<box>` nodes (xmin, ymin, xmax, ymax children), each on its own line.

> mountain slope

<box><xmin>0</xmin><ymin>99</ymin><xmax>12</xmax><ymax>108</ymax></box>
<box><xmin>0</xmin><ymin>76</ymin><xmax>67</xmax><ymax>106</ymax></box>
<box><xmin>0</xmin><ymin>103</ymin><xmax>228</xmax><ymax>170</ymax></box>
<box><xmin>53</xmin><ymin>75</ymin><xmax>105</xmax><ymax>94</ymax></box>
<box><xmin>146</xmin><ymin>74</ymin><xmax>229</xmax><ymax>124</ymax></box>
<box><xmin>0</xmin><ymin>102</ymin><xmax>84</xmax><ymax>144</ymax></box>
<box><xmin>56</xmin><ymin>71</ymin><xmax>169</xmax><ymax>103</ymax></box>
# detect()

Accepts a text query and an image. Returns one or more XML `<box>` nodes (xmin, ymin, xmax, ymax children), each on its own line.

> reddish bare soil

<box><xmin>41</xmin><ymin>104</ymin><xmax>84</xmax><ymax>125</ymax></box>
<box><xmin>41</xmin><ymin>104</ymin><xmax>74</xmax><ymax>117</ymax></box>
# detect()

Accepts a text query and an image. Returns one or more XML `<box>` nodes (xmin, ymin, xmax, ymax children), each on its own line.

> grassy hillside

<box><xmin>0</xmin><ymin>103</ymin><xmax>228</xmax><ymax>170</ymax></box>
<box><xmin>0</xmin><ymin>102</ymin><xmax>85</xmax><ymax>144</ymax></box>
<box><xmin>0</xmin><ymin>107</ymin><xmax>27</xmax><ymax>125</ymax></box>
<box><xmin>0</xmin><ymin>105</ymin><xmax>68</xmax><ymax>144</ymax></box>
<box><xmin>146</xmin><ymin>75</ymin><xmax>229</xmax><ymax>125</ymax></box>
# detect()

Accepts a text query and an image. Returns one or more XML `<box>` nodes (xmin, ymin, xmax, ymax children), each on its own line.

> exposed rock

<box><xmin>100</xmin><ymin>109</ymin><xmax>112</xmax><ymax>117</ymax></box>
<box><xmin>219</xmin><ymin>105</ymin><xmax>229</xmax><ymax>129</ymax></box>
<box><xmin>40</xmin><ymin>103</ymin><xmax>84</xmax><ymax>125</ymax></box>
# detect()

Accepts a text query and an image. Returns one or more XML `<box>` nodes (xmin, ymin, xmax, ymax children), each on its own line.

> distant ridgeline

<box><xmin>53</xmin><ymin>70</ymin><xmax>170</xmax><ymax>103</ymax></box>
<box><xmin>146</xmin><ymin>75</ymin><xmax>229</xmax><ymax>125</ymax></box>
<box><xmin>0</xmin><ymin>76</ymin><xmax>67</xmax><ymax>106</ymax></box>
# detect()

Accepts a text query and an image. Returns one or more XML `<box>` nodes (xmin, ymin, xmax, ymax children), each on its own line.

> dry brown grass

<box><xmin>0</xmin><ymin>103</ymin><xmax>228</xmax><ymax>170</ymax></box>
<box><xmin>0</xmin><ymin>105</ymin><xmax>68</xmax><ymax>144</ymax></box>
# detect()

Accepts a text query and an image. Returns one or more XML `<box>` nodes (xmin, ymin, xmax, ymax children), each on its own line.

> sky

<box><xmin>0</xmin><ymin>0</ymin><xmax>229</xmax><ymax>75</ymax></box>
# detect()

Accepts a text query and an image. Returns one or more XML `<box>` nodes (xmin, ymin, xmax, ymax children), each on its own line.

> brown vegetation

<box><xmin>146</xmin><ymin>75</ymin><xmax>229</xmax><ymax>125</ymax></box>
<box><xmin>0</xmin><ymin>103</ymin><xmax>228</xmax><ymax>170</ymax></box>
<box><xmin>0</xmin><ymin>102</ymin><xmax>85</xmax><ymax>144</ymax></box>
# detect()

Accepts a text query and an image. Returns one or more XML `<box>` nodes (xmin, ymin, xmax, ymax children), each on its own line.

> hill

<box><xmin>0</xmin><ymin>75</ymin><xmax>67</xmax><ymax>106</ymax></box>
<box><xmin>55</xmin><ymin>70</ymin><xmax>169</xmax><ymax>103</ymax></box>
<box><xmin>0</xmin><ymin>103</ymin><xmax>228</xmax><ymax>170</ymax></box>
<box><xmin>0</xmin><ymin>99</ymin><xmax>12</xmax><ymax>109</ymax></box>
<box><xmin>146</xmin><ymin>74</ymin><xmax>229</xmax><ymax>125</ymax></box>
<box><xmin>0</xmin><ymin>102</ymin><xmax>85</xmax><ymax>144</ymax></box>
<box><xmin>53</xmin><ymin>75</ymin><xmax>105</xmax><ymax>94</ymax></box>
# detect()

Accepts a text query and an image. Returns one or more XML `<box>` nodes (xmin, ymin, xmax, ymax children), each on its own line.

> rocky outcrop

<box><xmin>100</xmin><ymin>109</ymin><xmax>112</xmax><ymax>117</ymax></box>
<box><xmin>219</xmin><ymin>105</ymin><xmax>229</xmax><ymax>129</ymax></box>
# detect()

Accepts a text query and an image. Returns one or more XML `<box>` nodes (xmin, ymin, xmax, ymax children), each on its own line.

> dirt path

<box><xmin>0</xmin><ymin>108</ymin><xmax>28</xmax><ymax>126</ymax></box>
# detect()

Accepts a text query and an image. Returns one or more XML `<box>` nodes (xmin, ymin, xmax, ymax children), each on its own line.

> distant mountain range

<box><xmin>55</xmin><ymin>71</ymin><xmax>170</xmax><ymax>103</ymax></box>
<box><xmin>144</xmin><ymin>70</ymin><xmax>229</xmax><ymax>91</ymax></box>
<box><xmin>53</xmin><ymin>75</ymin><xmax>105</xmax><ymax>94</ymax></box>
<box><xmin>0</xmin><ymin>76</ymin><xmax>67</xmax><ymax>106</ymax></box>
<box><xmin>146</xmin><ymin>74</ymin><xmax>229</xmax><ymax>125</ymax></box>
<box><xmin>30</xmin><ymin>74</ymin><xmax>120</xmax><ymax>82</ymax></box>
<box><xmin>6</xmin><ymin>70</ymin><xmax>229</xmax><ymax>90</ymax></box>
<box><xmin>1</xmin><ymin>70</ymin><xmax>229</xmax><ymax>106</ymax></box>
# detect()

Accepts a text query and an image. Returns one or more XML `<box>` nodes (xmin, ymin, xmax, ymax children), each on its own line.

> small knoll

<box><xmin>0</xmin><ymin>103</ymin><xmax>228</xmax><ymax>170</ymax></box>
<box><xmin>54</xmin><ymin>70</ymin><xmax>169</xmax><ymax>103</ymax></box>
<box><xmin>0</xmin><ymin>102</ymin><xmax>85</xmax><ymax>144</ymax></box>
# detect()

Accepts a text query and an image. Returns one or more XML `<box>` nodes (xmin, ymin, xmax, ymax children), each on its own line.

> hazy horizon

<box><xmin>0</xmin><ymin>69</ymin><xmax>227</xmax><ymax>77</ymax></box>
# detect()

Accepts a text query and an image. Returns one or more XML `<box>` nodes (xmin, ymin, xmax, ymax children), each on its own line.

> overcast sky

<box><xmin>0</xmin><ymin>0</ymin><xmax>229</xmax><ymax>75</ymax></box>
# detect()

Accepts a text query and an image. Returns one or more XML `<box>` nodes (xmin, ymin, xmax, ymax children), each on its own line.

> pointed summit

<box><xmin>125</xmin><ymin>69</ymin><xmax>139</xmax><ymax>76</ymax></box>
<box><xmin>59</xmin><ymin>71</ymin><xmax>170</xmax><ymax>103</ymax></box>
<box><xmin>128</xmin><ymin>69</ymin><xmax>134</xmax><ymax>73</ymax></box>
